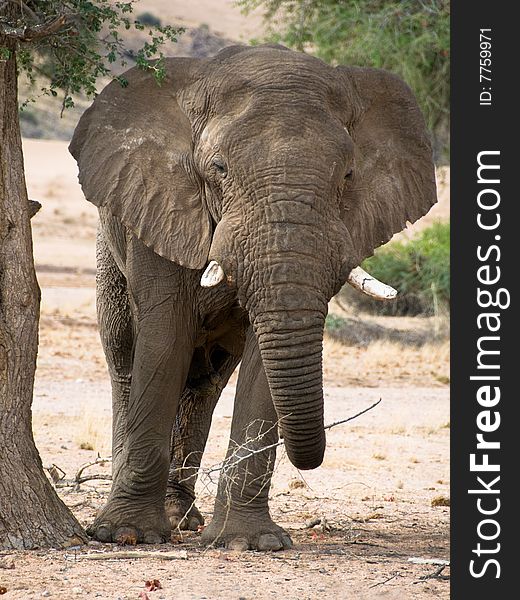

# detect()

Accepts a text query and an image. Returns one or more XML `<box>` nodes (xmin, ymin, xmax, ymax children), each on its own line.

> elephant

<box><xmin>69</xmin><ymin>44</ymin><xmax>436</xmax><ymax>551</ymax></box>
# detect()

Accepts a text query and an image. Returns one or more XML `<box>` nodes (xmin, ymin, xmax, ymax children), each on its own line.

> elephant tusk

<box><xmin>347</xmin><ymin>266</ymin><xmax>397</xmax><ymax>300</ymax></box>
<box><xmin>200</xmin><ymin>260</ymin><xmax>225</xmax><ymax>288</ymax></box>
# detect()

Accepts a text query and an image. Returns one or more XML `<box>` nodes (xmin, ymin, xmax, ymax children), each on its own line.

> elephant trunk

<box><xmin>208</xmin><ymin>205</ymin><xmax>343</xmax><ymax>470</ymax></box>
<box><xmin>254</xmin><ymin>312</ymin><xmax>326</xmax><ymax>470</ymax></box>
<box><xmin>244</xmin><ymin>220</ymin><xmax>330</xmax><ymax>469</ymax></box>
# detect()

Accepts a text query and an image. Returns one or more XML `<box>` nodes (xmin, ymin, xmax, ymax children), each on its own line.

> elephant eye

<box><xmin>344</xmin><ymin>168</ymin><xmax>353</xmax><ymax>180</ymax></box>
<box><xmin>212</xmin><ymin>157</ymin><xmax>227</xmax><ymax>177</ymax></box>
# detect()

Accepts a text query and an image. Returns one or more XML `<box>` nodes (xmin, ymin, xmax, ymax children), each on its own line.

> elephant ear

<box><xmin>335</xmin><ymin>66</ymin><xmax>437</xmax><ymax>263</ymax></box>
<box><xmin>69</xmin><ymin>58</ymin><xmax>211</xmax><ymax>269</ymax></box>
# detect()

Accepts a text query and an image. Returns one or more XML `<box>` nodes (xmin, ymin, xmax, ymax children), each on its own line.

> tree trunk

<box><xmin>0</xmin><ymin>31</ymin><xmax>86</xmax><ymax>549</ymax></box>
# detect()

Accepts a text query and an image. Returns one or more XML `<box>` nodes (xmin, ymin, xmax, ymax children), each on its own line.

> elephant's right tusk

<box><xmin>347</xmin><ymin>266</ymin><xmax>397</xmax><ymax>300</ymax></box>
<box><xmin>200</xmin><ymin>261</ymin><xmax>225</xmax><ymax>288</ymax></box>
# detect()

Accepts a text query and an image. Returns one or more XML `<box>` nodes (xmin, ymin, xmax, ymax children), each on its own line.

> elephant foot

<box><xmin>165</xmin><ymin>488</ymin><xmax>204</xmax><ymax>531</ymax></box>
<box><xmin>201</xmin><ymin>513</ymin><xmax>292</xmax><ymax>551</ymax></box>
<box><xmin>87</xmin><ymin>500</ymin><xmax>171</xmax><ymax>544</ymax></box>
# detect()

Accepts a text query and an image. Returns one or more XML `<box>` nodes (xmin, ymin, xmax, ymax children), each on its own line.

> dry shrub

<box><xmin>431</xmin><ymin>495</ymin><xmax>450</xmax><ymax>507</ymax></box>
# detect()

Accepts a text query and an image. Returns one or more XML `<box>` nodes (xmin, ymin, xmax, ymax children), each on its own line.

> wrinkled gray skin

<box><xmin>69</xmin><ymin>45</ymin><xmax>436</xmax><ymax>550</ymax></box>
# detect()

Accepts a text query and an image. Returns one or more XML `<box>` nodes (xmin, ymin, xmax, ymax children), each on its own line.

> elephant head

<box><xmin>70</xmin><ymin>45</ymin><xmax>436</xmax><ymax>470</ymax></box>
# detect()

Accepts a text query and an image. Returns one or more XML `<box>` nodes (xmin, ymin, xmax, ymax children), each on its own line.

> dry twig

<box><xmin>413</xmin><ymin>564</ymin><xmax>449</xmax><ymax>583</ymax></box>
<box><xmin>49</xmin><ymin>456</ymin><xmax>112</xmax><ymax>489</ymax></box>
<box><xmin>181</xmin><ymin>399</ymin><xmax>383</xmax><ymax>484</ymax></box>
<box><xmin>369</xmin><ymin>572</ymin><xmax>401</xmax><ymax>589</ymax></box>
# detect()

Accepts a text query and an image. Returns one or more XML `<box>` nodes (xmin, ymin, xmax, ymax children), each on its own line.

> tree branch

<box><xmin>0</xmin><ymin>14</ymin><xmax>67</xmax><ymax>42</ymax></box>
<box><xmin>0</xmin><ymin>1</ymin><xmax>39</xmax><ymax>22</ymax></box>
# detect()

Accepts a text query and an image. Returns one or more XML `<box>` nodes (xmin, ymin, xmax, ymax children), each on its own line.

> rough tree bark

<box><xmin>0</xmin><ymin>25</ymin><xmax>86</xmax><ymax>549</ymax></box>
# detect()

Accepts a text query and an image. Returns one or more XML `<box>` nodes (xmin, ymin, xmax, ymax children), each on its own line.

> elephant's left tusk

<box><xmin>200</xmin><ymin>261</ymin><xmax>225</xmax><ymax>288</ymax></box>
<box><xmin>347</xmin><ymin>266</ymin><xmax>397</xmax><ymax>300</ymax></box>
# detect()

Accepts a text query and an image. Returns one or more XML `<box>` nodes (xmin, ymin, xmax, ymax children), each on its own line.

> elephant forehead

<box><xmin>210</xmin><ymin>46</ymin><xmax>331</xmax><ymax>86</ymax></box>
<box><xmin>204</xmin><ymin>50</ymin><xmax>340</xmax><ymax>112</ymax></box>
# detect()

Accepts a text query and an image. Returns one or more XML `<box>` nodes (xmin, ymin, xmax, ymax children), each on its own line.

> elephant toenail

<box><xmin>281</xmin><ymin>534</ymin><xmax>293</xmax><ymax>549</ymax></box>
<box><xmin>114</xmin><ymin>527</ymin><xmax>138</xmax><ymax>545</ymax></box>
<box><xmin>168</xmin><ymin>515</ymin><xmax>181</xmax><ymax>529</ymax></box>
<box><xmin>257</xmin><ymin>533</ymin><xmax>283</xmax><ymax>551</ymax></box>
<box><xmin>188</xmin><ymin>517</ymin><xmax>202</xmax><ymax>531</ymax></box>
<box><xmin>227</xmin><ymin>537</ymin><xmax>249</xmax><ymax>551</ymax></box>
<box><xmin>143</xmin><ymin>530</ymin><xmax>164</xmax><ymax>544</ymax></box>
<box><xmin>94</xmin><ymin>524</ymin><xmax>113</xmax><ymax>543</ymax></box>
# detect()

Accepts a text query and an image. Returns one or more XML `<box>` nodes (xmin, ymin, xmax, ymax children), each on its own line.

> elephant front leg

<box><xmin>87</xmin><ymin>317</ymin><xmax>194</xmax><ymax>544</ymax></box>
<box><xmin>201</xmin><ymin>329</ymin><xmax>292</xmax><ymax>551</ymax></box>
<box><xmin>95</xmin><ymin>228</ymin><xmax>133</xmax><ymax>482</ymax></box>
<box><xmin>166</xmin><ymin>353</ymin><xmax>241</xmax><ymax>531</ymax></box>
<box><xmin>88</xmin><ymin>241</ymin><xmax>196</xmax><ymax>544</ymax></box>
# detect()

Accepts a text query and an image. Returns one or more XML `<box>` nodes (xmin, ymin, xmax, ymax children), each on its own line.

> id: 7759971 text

<box><xmin>480</xmin><ymin>29</ymin><xmax>492</xmax><ymax>106</ymax></box>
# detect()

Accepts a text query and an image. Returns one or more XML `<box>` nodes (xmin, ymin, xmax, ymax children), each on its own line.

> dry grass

<box><xmin>74</xmin><ymin>407</ymin><xmax>111</xmax><ymax>455</ymax></box>
<box><xmin>323</xmin><ymin>335</ymin><xmax>450</xmax><ymax>388</ymax></box>
<box><xmin>323</xmin><ymin>297</ymin><xmax>450</xmax><ymax>388</ymax></box>
<box><xmin>372</xmin><ymin>453</ymin><xmax>387</xmax><ymax>461</ymax></box>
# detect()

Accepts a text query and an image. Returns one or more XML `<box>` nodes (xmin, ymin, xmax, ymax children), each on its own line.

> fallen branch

<box><xmin>408</xmin><ymin>557</ymin><xmax>450</xmax><ymax>566</ymax></box>
<box><xmin>413</xmin><ymin>564</ymin><xmax>449</xmax><ymax>583</ymax></box>
<box><xmin>369</xmin><ymin>572</ymin><xmax>400</xmax><ymax>589</ymax></box>
<box><xmin>65</xmin><ymin>474</ymin><xmax>112</xmax><ymax>486</ymax></box>
<box><xmin>75</xmin><ymin>457</ymin><xmax>112</xmax><ymax>483</ymax></box>
<box><xmin>68</xmin><ymin>550</ymin><xmax>188</xmax><ymax>561</ymax></box>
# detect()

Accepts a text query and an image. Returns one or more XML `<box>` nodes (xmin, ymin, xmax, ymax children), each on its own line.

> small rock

<box><xmin>305</xmin><ymin>517</ymin><xmax>321</xmax><ymax>529</ymax></box>
<box><xmin>41</xmin><ymin>592</ymin><xmax>51</xmax><ymax>598</ymax></box>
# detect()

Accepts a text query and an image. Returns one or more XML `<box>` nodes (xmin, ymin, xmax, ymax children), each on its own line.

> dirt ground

<box><xmin>0</xmin><ymin>139</ymin><xmax>450</xmax><ymax>598</ymax></box>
